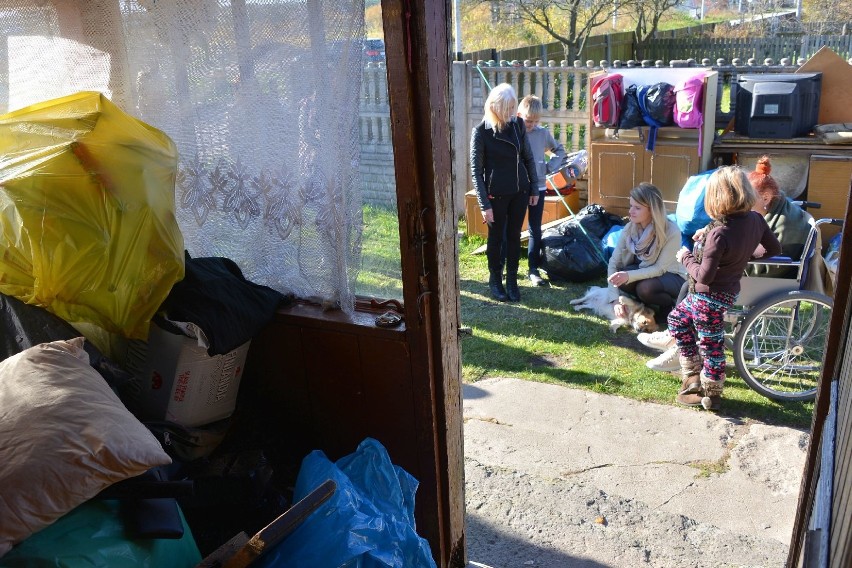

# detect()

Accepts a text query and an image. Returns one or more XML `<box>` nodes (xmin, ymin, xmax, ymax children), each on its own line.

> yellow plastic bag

<box><xmin>0</xmin><ymin>91</ymin><xmax>184</xmax><ymax>339</ymax></box>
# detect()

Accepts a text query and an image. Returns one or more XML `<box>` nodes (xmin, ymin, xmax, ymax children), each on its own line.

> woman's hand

<box><xmin>481</xmin><ymin>208</ymin><xmax>494</xmax><ymax>226</ymax></box>
<box><xmin>529</xmin><ymin>194</ymin><xmax>539</xmax><ymax>207</ymax></box>
<box><xmin>675</xmin><ymin>246</ymin><xmax>689</xmax><ymax>263</ymax></box>
<box><xmin>692</xmin><ymin>227</ymin><xmax>707</xmax><ymax>242</ymax></box>
<box><xmin>607</xmin><ymin>271</ymin><xmax>628</xmax><ymax>287</ymax></box>
<box><xmin>613</xmin><ymin>302</ymin><xmax>627</xmax><ymax>319</ymax></box>
<box><xmin>753</xmin><ymin>243</ymin><xmax>766</xmax><ymax>258</ymax></box>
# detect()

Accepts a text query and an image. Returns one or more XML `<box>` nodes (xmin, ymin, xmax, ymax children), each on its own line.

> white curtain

<box><xmin>0</xmin><ymin>0</ymin><xmax>365</xmax><ymax>313</ymax></box>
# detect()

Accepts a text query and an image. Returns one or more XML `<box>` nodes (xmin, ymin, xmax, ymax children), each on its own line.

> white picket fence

<box><xmin>362</xmin><ymin>57</ymin><xmax>839</xmax><ymax>209</ymax></box>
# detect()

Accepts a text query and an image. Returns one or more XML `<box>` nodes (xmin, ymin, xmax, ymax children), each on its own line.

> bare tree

<box><xmin>487</xmin><ymin>0</ymin><xmax>617</xmax><ymax>61</ymax></box>
<box><xmin>623</xmin><ymin>0</ymin><xmax>684</xmax><ymax>59</ymax></box>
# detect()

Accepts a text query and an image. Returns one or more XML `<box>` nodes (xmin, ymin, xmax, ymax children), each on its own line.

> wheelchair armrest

<box><xmin>748</xmin><ymin>255</ymin><xmax>793</xmax><ymax>266</ymax></box>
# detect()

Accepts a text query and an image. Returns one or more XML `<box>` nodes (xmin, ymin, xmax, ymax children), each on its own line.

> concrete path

<box><xmin>463</xmin><ymin>377</ymin><xmax>809</xmax><ymax>568</ymax></box>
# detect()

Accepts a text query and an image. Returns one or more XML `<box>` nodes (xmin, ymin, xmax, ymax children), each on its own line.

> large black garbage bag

<box><xmin>540</xmin><ymin>224</ymin><xmax>607</xmax><ymax>282</ymax></box>
<box><xmin>573</xmin><ymin>204</ymin><xmax>626</xmax><ymax>239</ymax></box>
<box><xmin>0</xmin><ymin>292</ymin><xmax>134</xmax><ymax>397</ymax></box>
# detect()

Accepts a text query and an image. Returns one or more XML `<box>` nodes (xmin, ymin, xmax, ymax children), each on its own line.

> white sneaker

<box><xmin>637</xmin><ymin>330</ymin><xmax>675</xmax><ymax>352</ymax></box>
<box><xmin>646</xmin><ymin>346</ymin><xmax>680</xmax><ymax>372</ymax></box>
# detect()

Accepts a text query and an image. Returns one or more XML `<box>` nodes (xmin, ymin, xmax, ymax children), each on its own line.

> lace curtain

<box><xmin>0</xmin><ymin>0</ymin><xmax>365</xmax><ymax>313</ymax></box>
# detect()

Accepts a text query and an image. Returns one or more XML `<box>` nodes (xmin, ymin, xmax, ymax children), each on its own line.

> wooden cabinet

<box><xmin>590</xmin><ymin>136</ymin><xmax>701</xmax><ymax>215</ymax></box>
<box><xmin>806</xmin><ymin>154</ymin><xmax>852</xmax><ymax>241</ymax></box>
<box><xmin>587</xmin><ymin>69</ymin><xmax>717</xmax><ymax>217</ymax></box>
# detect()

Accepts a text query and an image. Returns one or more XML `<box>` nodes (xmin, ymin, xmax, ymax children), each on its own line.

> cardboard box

<box><xmin>129</xmin><ymin>324</ymin><xmax>250</xmax><ymax>427</ymax></box>
<box><xmin>464</xmin><ymin>190</ymin><xmax>578</xmax><ymax>238</ymax></box>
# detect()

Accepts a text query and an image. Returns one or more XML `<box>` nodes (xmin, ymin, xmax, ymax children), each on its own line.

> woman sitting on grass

<box><xmin>608</xmin><ymin>183</ymin><xmax>686</xmax><ymax>327</ymax></box>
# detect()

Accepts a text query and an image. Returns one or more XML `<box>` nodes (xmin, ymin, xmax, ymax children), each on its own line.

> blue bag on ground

<box><xmin>602</xmin><ymin>225</ymin><xmax>624</xmax><ymax>261</ymax></box>
<box><xmin>256</xmin><ymin>438</ymin><xmax>436</xmax><ymax>568</ymax></box>
<box><xmin>675</xmin><ymin>169</ymin><xmax>716</xmax><ymax>249</ymax></box>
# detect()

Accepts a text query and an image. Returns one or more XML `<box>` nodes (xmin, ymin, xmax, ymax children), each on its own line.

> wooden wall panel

<box><xmin>831</xmin><ymin>335</ymin><xmax>852</xmax><ymax>567</ymax></box>
<box><xmin>299</xmin><ymin>326</ymin><xmax>368</xmax><ymax>459</ymax></box>
<box><xmin>243</xmin><ymin>304</ymin><xmax>432</xmax><ymax>549</ymax></box>
<box><xmin>243</xmin><ymin>319</ymin><xmax>314</xmax><ymax>458</ymax></box>
<box><xmin>360</xmin><ymin>336</ymin><xmax>419</xmax><ymax>476</ymax></box>
<box><xmin>806</xmin><ymin>155</ymin><xmax>852</xmax><ymax>242</ymax></box>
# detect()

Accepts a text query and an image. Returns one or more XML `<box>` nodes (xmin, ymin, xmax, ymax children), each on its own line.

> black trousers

<box><xmin>487</xmin><ymin>191</ymin><xmax>528</xmax><ymax>276</ymax></box>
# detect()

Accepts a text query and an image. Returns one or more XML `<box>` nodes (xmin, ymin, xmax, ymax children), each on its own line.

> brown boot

<box><xmin>676</xmin><ymin>392</ymin><xmax>704</xmax><ymax>406</ymax></box>
<box><xmin>678</xmin><ymin>354</ymin><xmax>702</xmax><ymax>395</ymax></box>
<box><xmin>699</xmin><ymin>373</ymin><xmax>724</xmax><ymax>411</ymax></box>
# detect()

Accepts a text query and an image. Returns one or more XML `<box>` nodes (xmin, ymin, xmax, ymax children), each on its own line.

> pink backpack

<box><xmin>673</xmin><ymin>73</ymin><xmax>706</xmax><ymax>155</ymax></box>
<box><xmin>591</xmin><ymin>73</ymin><xmax>623</xmax><ymax>128</ymax></box>
<box><xmin>674</xmin><ymin>74</ymin><xmax>705</xmax><ymax>128</ymax></box>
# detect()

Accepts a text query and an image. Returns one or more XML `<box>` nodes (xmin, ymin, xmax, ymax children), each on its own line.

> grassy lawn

<box><xmin>361</xmin><ymin>206</ymin><xmax>815</xmax><ymax>429</ymax></box>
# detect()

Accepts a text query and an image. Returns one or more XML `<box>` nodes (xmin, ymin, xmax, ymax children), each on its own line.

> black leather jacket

<box><xmin>470</xmin><ymin>117</ymin><xmax>538</xmax><ymax>211</ymax></box>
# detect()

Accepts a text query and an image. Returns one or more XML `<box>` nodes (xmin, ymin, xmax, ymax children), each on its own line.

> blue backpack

<box><xmin>675</xmin><ymin>169</ymin><xmax>716</xmax><ymax>249</ymax></box>
<box><xmin>637</xmin><ymin>82</ymin><xmax>676</xmax><ymax>152</ymax></box>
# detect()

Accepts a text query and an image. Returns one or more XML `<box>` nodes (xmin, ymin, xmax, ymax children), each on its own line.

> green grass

<box><xmin>360</xmin><ymin>207</ymin><xmax>815</xmax><ymax>429</ymax></box>
<box><xmin>356</xmin><ymin>204</ymin><xmax>403</xmax><ymax>299</ymax></box>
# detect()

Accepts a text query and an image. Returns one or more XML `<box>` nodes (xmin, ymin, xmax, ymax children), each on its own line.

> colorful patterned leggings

<box><xmin>667</xmin><ymin>292</ymin><xmax>736</xmax><ymax>381</ymax></box>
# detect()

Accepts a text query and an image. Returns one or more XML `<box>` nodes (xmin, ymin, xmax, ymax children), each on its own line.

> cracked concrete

<box><xmin>463</xmin><ymin>377</ymin><xmax>808</xmax><ymax>567</ymax></box>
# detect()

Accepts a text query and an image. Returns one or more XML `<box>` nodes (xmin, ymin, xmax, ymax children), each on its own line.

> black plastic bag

<box><xmin>540</xmin><ymin>224</ymin><xmax>607</xmax><ymax>282</ymax></box>
<box><xmin>572</xmin><ymin>204</ymin><xmax>626</xmax><ymax>239</ymax></box>
<box><xmin>618</xmin><ymin>85</ymin><xmax>645</xmax><ymax>130</ymax></box>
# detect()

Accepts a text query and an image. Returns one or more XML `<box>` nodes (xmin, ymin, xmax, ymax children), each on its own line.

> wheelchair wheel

<box><xmin>733</xmin><ymin>290</ymin><xmax>833</xmax><ymax>402</ymax></box>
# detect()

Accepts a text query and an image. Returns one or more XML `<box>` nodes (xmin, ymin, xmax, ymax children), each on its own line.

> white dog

<box><xmin>570</xmin><ymin>286</ymin><xmax>659</xmax><ymax>334</ymax></box>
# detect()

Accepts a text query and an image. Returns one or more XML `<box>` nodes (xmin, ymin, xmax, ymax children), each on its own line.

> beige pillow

<box><xmin>0</xmin><ymin>338</ymin><xmax>171</xmax><ymax>557</ymax></box>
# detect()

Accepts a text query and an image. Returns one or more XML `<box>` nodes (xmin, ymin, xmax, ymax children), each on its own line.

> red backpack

<box><xmin>591</xmin><ymin>73</ymin><xmax>623</xmax><ymax>128</ymax></box>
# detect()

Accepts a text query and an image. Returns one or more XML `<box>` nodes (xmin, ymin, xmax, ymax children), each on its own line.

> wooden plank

<box><xmin>797</xmin><ymin>46</ymin><xmax>852</xmax><ymax>124</ymax></box>
<box><xmin>222</xmin><ymin>480</ymin><xmax>337</xmax><ymax>568</ymax></box>
<box><xmin>390</xmin><ymin>2</ymin><xmax>465</xmax><ymax>566</ymax></box>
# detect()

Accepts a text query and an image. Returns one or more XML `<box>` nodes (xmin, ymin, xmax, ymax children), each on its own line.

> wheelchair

<box><xmin>726</xmin><ymin>213</ymin><xmax>843</xmax><ymax>402</ymax></box>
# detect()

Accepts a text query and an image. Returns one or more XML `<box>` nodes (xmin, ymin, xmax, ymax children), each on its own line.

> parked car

<box><xmin>364</xmin><ymin>38</ymin><xmax>385</xmax><ymax>62</ymax></box>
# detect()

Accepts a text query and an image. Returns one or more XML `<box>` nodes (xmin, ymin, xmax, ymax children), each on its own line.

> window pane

<box><xmin>355</xmin><ymin>6</ymin><xmax>402</xmax><ymax>301</ymax></box>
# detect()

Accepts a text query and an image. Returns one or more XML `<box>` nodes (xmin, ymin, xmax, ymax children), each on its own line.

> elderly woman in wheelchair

<box><xmin>747</xmin><ymin>156</ymin><xmax>811</xmax><ymax>279</ymax></box>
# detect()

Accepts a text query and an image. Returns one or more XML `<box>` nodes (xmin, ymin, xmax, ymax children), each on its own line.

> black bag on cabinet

<box><xmin>618</xmin><ymin>85</ymin><xmax>645</xmax><ymax>131</ymax></box>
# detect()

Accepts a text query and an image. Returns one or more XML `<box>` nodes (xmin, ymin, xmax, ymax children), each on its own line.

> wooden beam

<box><xmin>381</xmin><ymin>1</ymin><xmax>464</xmax><ymax>566</ymax></box>
<box><xmin>787</xmin><ymin>179</ymin><xmax>852</xmax><ymax>566</ymax></box>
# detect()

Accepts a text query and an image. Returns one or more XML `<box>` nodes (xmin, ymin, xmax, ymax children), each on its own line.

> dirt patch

<box><xmin>527</xmin><ymin>353</ymin><xmax>571</xmax><ymax>368</ymax></box>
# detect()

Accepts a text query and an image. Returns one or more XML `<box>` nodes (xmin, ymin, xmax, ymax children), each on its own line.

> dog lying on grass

<box><xmin>569</xmin><ymin>286</ymin><xmax>659</xmax><ymax>334</ymax></box>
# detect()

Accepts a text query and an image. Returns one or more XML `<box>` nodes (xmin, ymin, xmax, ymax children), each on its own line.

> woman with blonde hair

<box><xmin>608</xmin><ymin>183</ymin><xmax>686</xmax><ymax>326</ymax></box>
<box><xmin>470</xmin><ymin>83</ymin><xmax>538</xmax><ymax>302</ymax></box>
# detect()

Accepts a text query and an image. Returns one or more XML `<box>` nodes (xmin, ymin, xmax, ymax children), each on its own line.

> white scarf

<box><xmin>628</xmin><ymin>223</ymin><xmax>657</xmax><ymax>262</ymax></box>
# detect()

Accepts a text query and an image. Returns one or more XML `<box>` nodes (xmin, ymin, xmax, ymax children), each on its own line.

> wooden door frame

<box><xmin>788</xmin><ymin>183</ymin><xmax>852</xmax><ymax>566</ymax></box>
<box><xmin>381</xmin><ymin>1</ymin><xmax>465</xmax><ymax>566</ymax></box>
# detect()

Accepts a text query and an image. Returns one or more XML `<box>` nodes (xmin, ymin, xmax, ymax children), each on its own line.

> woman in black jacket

<box><xmin>470</xmin><ymin>83</ymin><xmax>538</xmax><ymax>302</ymax></box>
